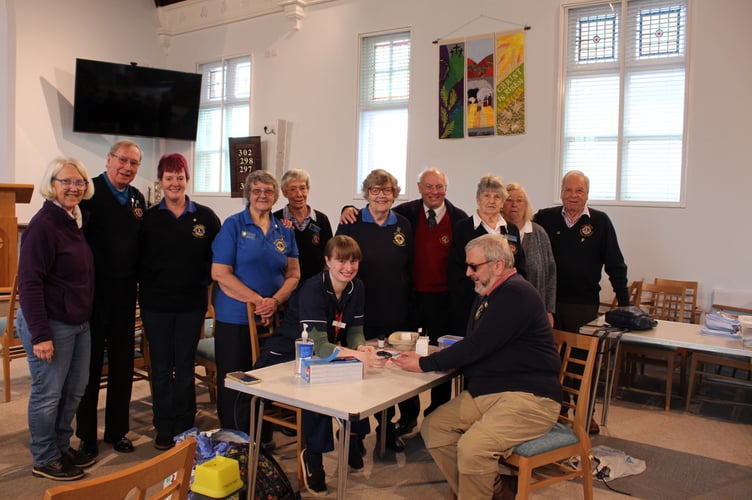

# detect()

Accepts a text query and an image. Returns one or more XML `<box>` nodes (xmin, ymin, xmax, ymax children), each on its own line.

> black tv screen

<box><xmin>73</xmin><ymin>58</ymin><xmax>202</xmax><ymax>141</ymax></box>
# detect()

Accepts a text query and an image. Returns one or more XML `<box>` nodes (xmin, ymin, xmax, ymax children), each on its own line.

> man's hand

<box><xmin>339</xmin><ymin>206</ymin><xmax>359</xmax><ymax>224</ymax></box>
<box><xmin>391</xmin><ymin>351</ymin><xmax>423</xmax><ymax>373</ymax></box>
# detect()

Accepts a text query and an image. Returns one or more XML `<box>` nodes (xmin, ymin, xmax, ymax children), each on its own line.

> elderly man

<box><xmin>75</xmin><ymin>141</ymin><xmax>146</xmax><ymax>457</ymax></box>
<box><xmin>533</xmin><ymin>170</ymin><xmax>629</xmax><ymax>333</ymax></box>
<box><xmin>341</xmin><ymin>167</ymin><xmax>468</xmax><ymax>427</ymax></box>
<box><xmin>393</xmin><ymin>234</ymin><xmax>562</xmax><ymax>499</ymax></box>
<box><xmin>273</xmin><ymin>169</ymin><xmax>333</xmax><ymax>282</ymax></box>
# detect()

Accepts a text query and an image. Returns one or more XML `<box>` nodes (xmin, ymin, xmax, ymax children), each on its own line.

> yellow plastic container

<box><xmin>190</xmin><ymin>455</ymin><xmax>243</xmax><ymax>499</ymax></box>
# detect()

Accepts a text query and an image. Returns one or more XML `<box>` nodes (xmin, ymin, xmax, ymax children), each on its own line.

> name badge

<box><xmin>332</xmin><ymin>320</ymin><xmax>346</xmax><ymax>329</ymax></box>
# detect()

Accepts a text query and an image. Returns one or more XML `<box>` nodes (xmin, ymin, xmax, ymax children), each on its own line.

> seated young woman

<box><xmin>256</xmin><ymin>235</ymin><xmax>387</xmax><ymax>496</ymax></box>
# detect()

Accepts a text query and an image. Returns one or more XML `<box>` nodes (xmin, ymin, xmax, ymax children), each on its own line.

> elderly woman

<box><xmin>336</xmin><ymin>168</ymin><xmax>416</xmax><ymax>452</ymax></box>
<box><xmin>18</xmin><ymin>157</ymin><xmax>95</xmax><ymax>480</ymax></box>
<box><xmin>139</xmin><ymin>154</ymin><xmax>221</xmax><ymax>449</ymax></box>
<box><xmin>448</xmin><ymin>174</ymin><xmax>526</xmax><ymax>333</ymax></box>
<box><xmin>502</xmin><ymin>182</ymin><xmax>556</xmax><ymax>326</ymax></box>
<box><xmin>211</xmin><ymin>170</ymin><xmax>300</xmax><ymax>433</ymax></box>
<box><xmin>273</xmin><ymin>169</ymin><xmax>333</xmax><ymax>281</ymax></box>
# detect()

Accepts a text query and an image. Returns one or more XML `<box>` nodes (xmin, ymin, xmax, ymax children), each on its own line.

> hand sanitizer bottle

<box><xmin>295</xmin><ymin>323</ymin><xmax>314</xmax><ymax>376</ymax></box>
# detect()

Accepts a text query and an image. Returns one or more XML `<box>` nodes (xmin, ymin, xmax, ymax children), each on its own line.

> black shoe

<box><xmin>105</xmin><ymin>436</ymin><xmax>134</xmax><ymax>453</ymax></box>
<box><xmin>300</xmin><ymin>449</ymin><xmax>327</xmax><ymax>496</ymax></box>
<box><xmin>62</xmin><ymin>447</ymin><xmax>96</xmax><ymax>468</ymax></box>
<box><xmin>154</xmin><ymin>432</ymin><xmax>174</xmax><ymax>450</ymax></box>
<box><xmin>376</xmin><ymin>423</ymin><xmax>406</xmax><ymax>452</ymax></box>
<box><xmin>32</xmin><ymin>459</ymin><xmax>84</xmax><ymax>481</ymax></box>
<box><xmin>279</xmin><ymin>426</ymin><xmax>297</xmax><ymax>437</ymax></box>
<box><xmin>347</xmin><ymin>437</ymin><xmax>364</xmax><ymax>471</ymax></box>
<box><xmin>261</xmin><ymin>439</ymin><xmax>276</xmax><ymax>452</ymax></box>
<box><xmin>394</xmin><ymin>418</ymin><xmax>417</xmax><ymax>436</ymax></box>
<box><xmin>79</xmin><ymin>440</ymin><xmax>98</xmax><ymax>458</ymax></box>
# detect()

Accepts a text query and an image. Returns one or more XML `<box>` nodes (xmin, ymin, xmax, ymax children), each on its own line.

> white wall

<box><xmin>3</xmin><ymin>0</ymin><xmax>751</xmax><ymax>308</ymax></box>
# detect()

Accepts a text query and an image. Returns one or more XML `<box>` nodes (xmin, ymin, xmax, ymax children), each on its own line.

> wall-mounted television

<box><xmin>73</xmin><ymin>58</ymin><xmax>202</xmax><ymax>141</ymax></box>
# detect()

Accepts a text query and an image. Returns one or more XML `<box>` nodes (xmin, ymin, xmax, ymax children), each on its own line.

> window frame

<box><xmin>193</xmin><ymin>54</ymin><xmax>252</xmax><ymax>195</ymax></box>
<box><xmin>355</xmin><ymin>29</ymin><xmax>412</xmax><ymax>198</ymax></box>
<box><xmin>555</xmin><ymin>0</ymin><xmax>690</xmax><ymax>207</ymax></box>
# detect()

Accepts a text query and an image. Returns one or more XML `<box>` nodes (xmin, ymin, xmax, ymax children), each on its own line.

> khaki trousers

<box><xmin>422</xmin><ymin>390</ymin><xmax>560</xmax><ymax>499</ymax></box>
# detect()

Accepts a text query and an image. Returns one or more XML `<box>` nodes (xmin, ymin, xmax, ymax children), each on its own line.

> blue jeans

<box><xmin>17</xmin><ymin>309</ymin><xmax>91</xmax><ymax>467</ymax></box>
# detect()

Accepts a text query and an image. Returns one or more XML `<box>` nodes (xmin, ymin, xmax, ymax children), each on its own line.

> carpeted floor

<box><xmin>2</xmin><ymin>356</ymin><xmax>752</xmax><ymax>499</ymax></box>
<box><xmin>590</xmin><ymin>436</ymin><xmax>752</xmax><ymax>499</ymax></box>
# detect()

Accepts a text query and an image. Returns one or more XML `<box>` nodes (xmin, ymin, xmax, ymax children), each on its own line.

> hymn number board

<box><xmin>229</xmin><ymin>136</ymin><xmax>262</xmax><ymax>198</ymax></box>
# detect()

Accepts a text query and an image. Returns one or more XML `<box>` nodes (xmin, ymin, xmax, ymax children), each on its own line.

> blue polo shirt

<box><xmin>212</xmin><ymin>209</ymin><xmax>299</xmax><ymax>324</ymax></box>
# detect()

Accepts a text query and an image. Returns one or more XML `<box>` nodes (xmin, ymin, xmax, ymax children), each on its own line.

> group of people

<box><xmin>19</xmin><ymin>143</ymin><xmax>630</xmax><ymax>498</ymax></box>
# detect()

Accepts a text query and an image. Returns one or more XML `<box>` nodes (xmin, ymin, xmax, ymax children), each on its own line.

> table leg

<box><xmin>247</xmin><ymin>396</ymin><xmax>265</xmax><ymax>500</ymax></box>
<box><xmin>601</xmin><ymin>335</ymin><xmax>622</xmax><ymax>425</ymax></box>
<box><xmin>378</xmin><ymin>409</ymin><xmax>387</xmax><ymax>458</ymax></box>
<box><xmin>586</xmin><ymin>333</ymin><xmax>606</xmax><ymax>433</ymax></box>
<box><xmin>334</xmin><ymin>418</ymin><xmax>352</xmax><ymax>500</ymax></box>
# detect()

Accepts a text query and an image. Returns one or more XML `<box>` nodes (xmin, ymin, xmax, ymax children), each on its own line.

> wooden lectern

<box><xmin>0</xmin><ymin>184</ymin><xmax>34</xmax><ymax>288</ymax></box>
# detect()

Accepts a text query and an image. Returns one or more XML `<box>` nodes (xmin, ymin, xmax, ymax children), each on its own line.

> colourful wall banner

<box><xmin>466</xmin><ymin>36</ymin><xmax>495</xmax><ymax>137</ymax></box>
<box><xmin>438</xmin><ymin>42</ymin><xmax>465</xmax><ymax>139</ymax></box>
<box><xmin>495</xmin><ymin>31</ymin><xmax>525</xmax><ymax>135</ymax></box>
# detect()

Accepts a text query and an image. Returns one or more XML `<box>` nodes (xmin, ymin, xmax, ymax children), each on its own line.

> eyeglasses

<box><xmin>466</xmin><ymin>260</ymin><xmax>493</xmax><ymax>272</ymax></box>
<box><xmin>421</xmin><ymin>183</ymin><xmax>446</xmax><ymax>192</ymax></box>
<box><xmin>368</xmin><ymin>186</ymin><xmax>394</xmax><ymax>195</ymax></box>
<box><xmin>251</xmin><ymin>188</ymin><xmax>275</xmax><ymax>197</ymax></box>
<box><xmin>109</xmin><ymin>153</ymin><xmax>141</xmax><ymax>167</ymax></box>
<box><xmin>53</xmin><ymin>178</ymin><xmax>89</xmax><ymax>189</ymax></box>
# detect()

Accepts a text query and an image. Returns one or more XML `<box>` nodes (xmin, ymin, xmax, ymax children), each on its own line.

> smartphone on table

<box><xmin>227</xmin><ymin>371</ymin><xmax>261</xmax><ymax>385</ymax></box>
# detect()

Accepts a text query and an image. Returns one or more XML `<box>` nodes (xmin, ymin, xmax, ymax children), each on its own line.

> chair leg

<box><xmin>685</xmin><ymin>356</ymin><xmax>700</xmax><ymax>411</ymax></box>
<box><xmin>665</xmin><ymin>354</ymin><xmax>674</xmax><ymax>411</ymax></box>
<box><xmin>581</xmin><ymin>452</ymin><xmax>594</xmax><ymax>500</ymax></box>
<box><xmin>515</xmin><ymin>460</ymin><xmax>532</xmax><ymax>499</ymax></box>
<box><xmin>3</xmin><ymin>354</ymin><xmax>11</xmax><ymax>402</ymax></box>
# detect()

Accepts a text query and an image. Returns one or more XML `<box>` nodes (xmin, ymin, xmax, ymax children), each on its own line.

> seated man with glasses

<box><xmin>393</xmin><ymin>234</ymin><xmax>562</xmax><ymax>499</ymax></box>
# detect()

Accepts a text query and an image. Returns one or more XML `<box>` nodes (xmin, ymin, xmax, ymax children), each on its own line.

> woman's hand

<box><xmin>32</xmin><ymin>340</ymin><xmax>54</xmax><ymax>363</ymax></box>
<box><xmin>352</xmin><ymin>346</ymin><xmax>386</xmax><ymax>368</ymax></box>
<box><xmin>255</xmin><ymin>296</ymin><xmax>278</xmax><ymax>321</ymax></box>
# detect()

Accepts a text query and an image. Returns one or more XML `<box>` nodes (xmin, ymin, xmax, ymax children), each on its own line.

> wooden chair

<box><xmin>1</xmin><ymin>275</ymin><xmax>22</xmax><ymax>402</ymax></box>
<box><xmin>616</xmin><ymin>281</ymin><xmax>694</xmax><ymax>411</ymax></box>
<box><xmin>43</xmin><ymin>438</ymin><xmax>197</xmax><ymax>500</ymax></box>
<box><xmin>685</xmin><ymin>303</ymin><xmax>752</xmax><ymax>410</ymax></box>
<box><xmin>599</xmin><ymin>280</ymin><xmax>643</xmax><ymax>313</ymax></box>
<box><xmin>653</xmin><ymin>278</ymin><xmax>701</xmax><ymax>324</ymax></box>
<box><xmin>500</xmin><ymin>329</ymin><xmax>598</xmax><ymax>500</ymax></box>
<box><xmin>247</xmin><ymin>302</ymin><xmax>304</xmax><ymax>485</ymax></box>
<box><xmin>194</xmin><ymin>285</ymin><xmax>217</xmax><ymax>402</ymax></box>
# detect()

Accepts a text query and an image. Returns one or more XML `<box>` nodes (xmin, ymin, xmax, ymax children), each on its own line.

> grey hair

<box><xmin>417</xmin><ymin>167</ymin><xmax>448</xmax><ymax>187</ymax></box>
<box><xmin>243</xmin><ymin>169</ymin><xmax>280</xmax><ymax>206</ymax></box>
<box><xmin>38</xmin><ymin>157</ymin><xmax>95</xmax><ymax>201</ymax></box>
<box><xmin>475</xmin><ymin>174</ymin><xmax>508</xmax><ymax>201</ymax></box>
<box><xmin>561</xmin><ymin>170</ymin><xmax>590</xmax><ymax>193</ymax></box>
<box><xmin>465</xmin><ymin>233</ymin><xmax>515</xmax><ymax>268</ymax></box>
<box><xmin>108</xmin><ymin>140</ymin><xmax>142</xmax><ymax>161</ymax></box>
<box><xmin>280</xmin><ymin>169</ymin><xmax>311</xmax><ymax>190</ymax></box>
<box><xmin>361</xmin><ymin>169</ymin><xmax>401</xmax><ymax>199</ymax></box>
<box><xmin>504</xmin><ymin>182</ymin><xmax>534</xmax><ymax>223</ymax></box>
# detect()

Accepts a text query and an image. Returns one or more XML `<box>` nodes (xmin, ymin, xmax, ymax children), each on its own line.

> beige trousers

<box><xmin>422</xmin><ymin>390</ymin><xmax>560</xmax><ymax>499</ymax></box>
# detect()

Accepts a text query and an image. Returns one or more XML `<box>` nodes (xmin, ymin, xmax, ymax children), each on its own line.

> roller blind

<box><xmin>356</xmin><ymin>31</ymin><xmax>411</xmax><ymax>193</ymax></box>
<box><xmin>560</xmin><ymin>0</ymin><xmax>687</xmax><ymax>204</ymax></box>
<box><xmin>194</xmin><ymin>55</ymin><xmax>251</xmax><ymax>193</ymax></box>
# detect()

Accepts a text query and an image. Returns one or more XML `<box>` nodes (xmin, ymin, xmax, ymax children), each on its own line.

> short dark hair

<box><xmin>157</xmin><ymin>153</ymin><xmax>189</xmax><ymax>181</ymax></box>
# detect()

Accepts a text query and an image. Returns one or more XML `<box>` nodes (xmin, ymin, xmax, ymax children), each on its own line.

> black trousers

<box><xmin>141</xmin><ymin>309</ymin><xmax>205</xmax><ymax>436</ymax></box>
<box><xmin>76</xmin><ymin>281</ymin><xmax>138</xmax><ymax>443</ymax></box>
